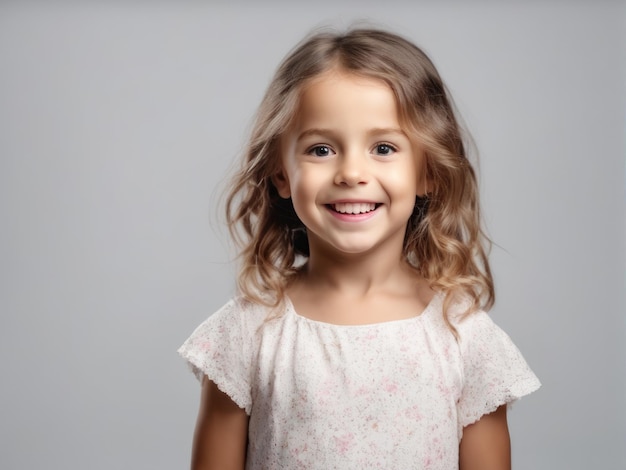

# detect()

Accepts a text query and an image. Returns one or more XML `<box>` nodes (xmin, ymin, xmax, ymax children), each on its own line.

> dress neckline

<box><xmin>284</xmin><ymin>291</ymin><xmax>442</xmax><ymax>328</ymax></box>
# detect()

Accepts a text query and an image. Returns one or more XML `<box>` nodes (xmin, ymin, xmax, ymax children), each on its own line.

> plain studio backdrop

<box><xmin>1</xmin><ymin>2</ymin><xmax>624</xmax><ymax>469</ymax></box>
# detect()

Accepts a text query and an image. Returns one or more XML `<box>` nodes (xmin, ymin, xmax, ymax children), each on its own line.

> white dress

<box><xmin>178</xmin><ymin>293</ymin><xmax>540</xmax><ymax>469</ymax></box>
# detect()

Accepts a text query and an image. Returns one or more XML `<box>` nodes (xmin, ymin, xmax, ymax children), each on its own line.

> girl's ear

<box><xmin>271</xmin><ymin>169</ymin><xmax>291</xmax><ymax>199</ymax></box>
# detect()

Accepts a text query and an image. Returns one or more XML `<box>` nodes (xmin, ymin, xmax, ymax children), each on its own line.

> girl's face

<box><xmin>274</xmin><ymin>69</ymin><xmax>427</xmax><ymax>259</ymax></box>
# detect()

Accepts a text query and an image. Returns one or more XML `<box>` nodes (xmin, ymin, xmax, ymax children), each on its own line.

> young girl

<box><xmin>179</xmin><ymin>28</ymin><xmax>540</xmax><ymax>470</ymax></box>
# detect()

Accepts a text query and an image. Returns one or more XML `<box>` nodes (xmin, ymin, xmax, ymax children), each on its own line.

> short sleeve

<box><xmin>177</xmin><ymin>299</ymin><xmax>254</xmax><ymax>414</ymax></box>
<box><xmin>455</xmin><ymin>311</ymin><xmax>541</xmax><ymax>429</ymax></box>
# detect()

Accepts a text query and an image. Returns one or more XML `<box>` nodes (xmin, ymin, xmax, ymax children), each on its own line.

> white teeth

<box><xmin>332</xmin><ymin>203</ymin><xmax>377</xmax><ymax>214</ymax></box>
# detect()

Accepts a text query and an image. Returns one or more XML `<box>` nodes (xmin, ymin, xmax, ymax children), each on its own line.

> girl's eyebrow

<box><xmin>367</xmin><ymin>127</ymin><xmax>407</xmax><ymax>138</ymax></box>
<box><xmin>296</xmin><ymin>127</ymin><xmax>407</xmax><ymax>141</ymax></box>
<box><xmin>296</xmin><ymin>128</ymin><xmax>336</xmax><ymax>141</ymax></box>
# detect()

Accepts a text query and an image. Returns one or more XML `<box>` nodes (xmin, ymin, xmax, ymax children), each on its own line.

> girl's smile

<box><xmin>326</xmin><ymin>200</ymin><xmax>381</xmax><ymax>222</ymax></box>
<box><xmin>328</xmin><ymin>201</ymin><xmax>380</xmax><ymax>219</ymax></box>
<box><xmin>274</xmin><ymin>69</ymin><xmax>428</xmax><ymax>257</ymax></box>
<box><xmin>328</xmin><ymin>201</ymin><xmax>379</xmax><ymax>215</ymax></box>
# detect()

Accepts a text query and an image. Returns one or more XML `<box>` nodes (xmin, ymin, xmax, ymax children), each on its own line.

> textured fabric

<box><xmin>178</xmin><ymin>293</ymin><xmax>540</xmax><ymax>469</ymax></box>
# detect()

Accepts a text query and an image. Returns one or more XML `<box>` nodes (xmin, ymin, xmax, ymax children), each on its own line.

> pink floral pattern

<box><xmin>178</xmin><ymin>294</ymin><xmax>540</xmax><ymax>469</ymax></box>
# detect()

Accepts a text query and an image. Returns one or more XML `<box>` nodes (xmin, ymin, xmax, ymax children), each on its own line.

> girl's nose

<box><xmin>334</xmin><ymin>152</ymin><xmax>369</xmax><ymax>186</ymax></box>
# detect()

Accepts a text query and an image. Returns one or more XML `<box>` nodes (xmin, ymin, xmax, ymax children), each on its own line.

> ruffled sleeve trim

<box><xmin>454</xmin><ymin>309</ymin><xmax>541</xmax><ymax>433</ymax></box>
<box><xmin>177</xmin><ymin>298</ymin><xmax>257</xmax><ymax>415</ymax></box>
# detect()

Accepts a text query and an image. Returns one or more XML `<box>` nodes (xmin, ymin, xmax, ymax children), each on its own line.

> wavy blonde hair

<box><xmin>225</xmin><ymin>28</ymin><xmax>494</xmax><ymax>319</ymax></box>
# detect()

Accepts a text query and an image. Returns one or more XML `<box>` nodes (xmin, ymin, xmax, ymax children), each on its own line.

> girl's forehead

<box><xmin>289</xmin><ymin>69</ymin><xmax>407</xmax><ymax>132</ymax></box>
<box><xmin>301</xmin><ymin>67</ymin><xmax>391</xmax><ymax>94</ymax></box>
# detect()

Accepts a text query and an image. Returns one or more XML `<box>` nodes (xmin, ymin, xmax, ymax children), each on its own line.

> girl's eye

<box><xmin>374</xmin><ymin>143</ymin><xmax>396</xmax><ymax>156</ymax></box>
<box><xmin>308</xmin><ymin>145</ymin><xmax>334</xmax><ymax>157</ymax></box>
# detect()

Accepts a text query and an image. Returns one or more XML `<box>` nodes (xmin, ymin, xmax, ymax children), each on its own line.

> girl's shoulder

<box><xmin>441</xmin><ymin>294</ymin><xmax>532</xmax><ymax>363</ymax></box>
<box><xmin>442</xmin><ymin>294</ymin><xmax>495</xmax><ymax>335</ymax></box>
<box><xmin>187</xmin><ymin>296</ymin><xmax>279</xmax><ymax>342</ymax></box>
<box><xmin>179</xmin><ymin>297</ymin><xmax>273</xmax><ymax>355</ymax></box>
<box><xmin>210</xmin><ymin>296</ymin><xmax>271</xmax><ymax>322</ymax></box>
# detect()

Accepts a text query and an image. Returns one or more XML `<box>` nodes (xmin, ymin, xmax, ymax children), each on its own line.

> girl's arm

<box><xmin>459</xmin><ymin>405</ymin><xmax>511</xmax><ymax>470</ymax></box>
<box><xmin>190</xmin><ymin>376</ymin><xmax>249</xmax><ymax>470</ymax></box>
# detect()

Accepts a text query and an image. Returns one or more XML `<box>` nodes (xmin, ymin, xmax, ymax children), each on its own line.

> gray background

<box><xmin>1</xmin><ymin>2</ymin><xmax>624</xmax><ymax>469</ymax></box>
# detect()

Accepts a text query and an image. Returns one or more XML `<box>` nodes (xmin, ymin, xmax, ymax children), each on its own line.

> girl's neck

<box><xmin>301</xmin><ymin>246</ymin><xmax>416</xmax><ymax>299</ymax></box>
<box><xmin>288</xmin><ymin>246</ymin><xmax>434</xmax><ymax>325</ymax></box>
